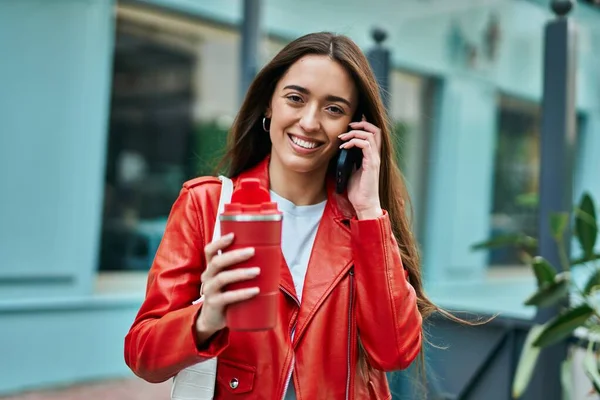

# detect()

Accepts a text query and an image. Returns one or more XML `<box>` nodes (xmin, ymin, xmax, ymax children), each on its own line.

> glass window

<box><xmin>97</xmin><ymin>5</ymin><xmax>287</xmax><ymax>280</ymax></box>
<box><xmin>100</xmin><ymin>23</ymin><xmax>196</xmax><ymax>273</ymax></box>
<box><xmin>488</xmin><ymin>96</ymin><xmax>585</xmax><ymax>272</ymax></box>
<box><xmin>98</xmin><ymin>8</ymin><xmax>236</xmax><ymax>274</ymax></box>
<box><xmin>389</xmin><ymin>71</ymin><xmax>436</xmax><ymax>244</ymax></box>
<box><xmin>488</xmin><ymin>96</ymin><xmax>541</xmax><ymax>267</ymax></box>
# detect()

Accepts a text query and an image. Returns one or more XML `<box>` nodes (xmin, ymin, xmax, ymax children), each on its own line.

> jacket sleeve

<box><xmin>124</xmin><ymin>186</ymin><xmax>229</xmax><ymax>383</ymax></box>
<box><xmin>350</xmin><ymin>211</ymin><xmax>422</xmax><ymax>371</ymax></box>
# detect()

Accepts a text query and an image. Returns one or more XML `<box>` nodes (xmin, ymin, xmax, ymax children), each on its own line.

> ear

<box><xmin>265</xmin><ymin>107</ymin><xmax>272</xmax><ymax>119</ymax></box>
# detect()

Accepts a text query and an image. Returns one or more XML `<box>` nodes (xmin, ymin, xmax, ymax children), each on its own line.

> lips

<box><xmin>288</xmin><ymin>134</ymin><xmax>324</xmax><ymax>150</ymax></box>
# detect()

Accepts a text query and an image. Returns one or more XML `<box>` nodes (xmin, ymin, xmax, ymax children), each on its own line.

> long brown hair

<box><xmin>218</xmin><ymin>31</ymin><xmax>469</xmax><ymax>389</ymax></box>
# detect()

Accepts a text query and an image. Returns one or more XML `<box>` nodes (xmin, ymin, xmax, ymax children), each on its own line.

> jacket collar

<box><xmin>233</xmin><ymin>155</ymin><xmax>357</xmax><ymax>222</ymax></box>
<box><xmin>233</xmin><ymin>156</ymin><xmax>355</xmax><ymax>341</ymax></box>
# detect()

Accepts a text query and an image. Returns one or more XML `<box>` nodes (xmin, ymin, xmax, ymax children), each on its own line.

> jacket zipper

<box><xmin>281</xmin><ymin>353</ymin><xmax>295</xmax><ymax>400</ymax></box>
<box><xmin>280</xmin><ymin>286</ymin><xmax>299</xmax><ymax>400</ymax></box>
<box><xmin>346</xmin><ymin>268</ymin><xmax>355</xmax><ymax>400</ymax></box>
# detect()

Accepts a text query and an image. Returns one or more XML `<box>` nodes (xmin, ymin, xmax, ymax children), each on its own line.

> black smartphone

<box><xmin>335</xmin><ymin>125</ymin><xmax>363</xmax><ymax>194</ymax></box>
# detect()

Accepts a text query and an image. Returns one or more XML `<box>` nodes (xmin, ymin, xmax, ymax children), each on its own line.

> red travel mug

<box><xmin>219</xmin><ymin>178</ymin><xmax>283</xmax><ymax>331</ymax></box>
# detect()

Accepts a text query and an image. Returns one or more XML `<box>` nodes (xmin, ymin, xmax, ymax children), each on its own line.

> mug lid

<box><xmin>222</xmin><ymin>178</ymin><xmax>281</xmax><ymax>216</ymax></box>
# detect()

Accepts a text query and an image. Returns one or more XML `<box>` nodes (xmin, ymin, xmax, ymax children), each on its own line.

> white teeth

<box><xmin>290</xmin><ymin>135</ymin><xmax>319</xmax><ymax>149</ymax></box>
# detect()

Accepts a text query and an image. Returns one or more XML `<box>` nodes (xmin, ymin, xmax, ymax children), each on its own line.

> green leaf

<box><xmin>571</xmin><ymin>253</ymin><xmax>600</xmax><ymax>266</ymax></box>
<box><xmin>550</xmin><ymin>212</ymin><xmax>569</xmax><ymax>241</ymax></box>
<box><xmin>533</xmin><ymin>304</ymin><xmax>595</xmax><ymax>348</ymax></box>
<box><xmin>575</xmin><ymin>193</ymin><xmax>598</xmax><ymax>259</ymax></box>
<box><xmin>512</xmin><ymin>324</ymin><xmax>545</xmax><ymax>399</ymax></box>
<box><xmin>561</xmin><ymin>356</ymin><xmax>573</xmax><ymax>400</ymax></box>
<box><xmin>531</xmin><ymin>256</ymin><xmax>556</xmax><ymax>287</ymax></box>
<box><xmin>524</xmin><ymin>273</ymin><xmax>569</xmax><ymax>308</ymax></box>
<box><xmin>584</xmin><ymin>341</ymin><xmax>600</xmax><ymax>394</ymax></box>
<box><xmin>471</xmin><ymin>234</ymin><xmax>538</xmax><ymax>252</ymax></box>
<box><xmin>584</xmin><ymin>269</ymin><xmax>600</xmax><ymax>295</ymax></box>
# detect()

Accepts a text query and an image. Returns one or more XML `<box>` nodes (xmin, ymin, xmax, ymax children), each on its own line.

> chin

<box><xmin>283</xmin><ymin>158</ymin><xmax>320</xmax><ymax>174</ymax></box>
<box><xmin>280</xmin><ymin>153</ymin><xmax>331</xmax><ymax>175</ymax></box>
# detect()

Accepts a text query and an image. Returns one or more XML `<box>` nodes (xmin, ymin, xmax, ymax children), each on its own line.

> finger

<box><xmin>340</xmin><ymin>138</ymin><xmax>380</xmax><ymax>167</ymax></box>
<box><xmin>349</xmin><ymin>121</ymin><xmax>382</xmax><ymax>150</ymax></box>
<box><xmin>205</xmin><ymin>287</ymin><xmax>260</xmax><ymax>309</ymax></box>
<box><xmin>349</xmin><ymin>120</ymin><xmax>379</xmax><ymax>134</ymax></box>
<box><xmin>339</xmin><ymin>130</ymin><xmax>377</xmax><ymax>148</ymax></box>
<box><xmin>211</xmin><ymin>247</ymin><xmax>255</xmax><ymax>272</ymax></box>
<box><xmin>202</xmin><ymin>247</ymin><xmax>255</xmax><ymax>281</ymax></box>
<box><xmin>340</xmin><ymin>138</ymin><xmax>372</xmax><ymax>151</ymax></box>
<box><xmin>203</xmin><ymin>267</ymin><xmax>260</xmax><ymax>295</ymax></box>
<box><xmin>204</xmin><ymin>232</ymin><xmax>235</xmax><ymax>262</ymax></box>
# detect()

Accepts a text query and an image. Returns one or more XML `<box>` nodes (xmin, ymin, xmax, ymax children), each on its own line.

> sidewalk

<box><xmin>1</xmin><ymin>378</ymin><xmax>171</xmax><ymax>400</ymax></box>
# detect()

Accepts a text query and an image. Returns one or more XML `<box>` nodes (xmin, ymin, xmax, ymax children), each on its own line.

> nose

<box><xmin>298</xmin><ymin>106</ymin><xmax>321</xmax><ymax>133</ymax></box>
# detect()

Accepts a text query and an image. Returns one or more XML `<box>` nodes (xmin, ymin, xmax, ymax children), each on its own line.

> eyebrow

<box><xmin>283</xmin><ymin>85</ymin><xmax>352</xmax><ymax>108</ymax></box>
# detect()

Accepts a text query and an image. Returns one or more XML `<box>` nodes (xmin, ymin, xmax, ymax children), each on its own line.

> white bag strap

<box><xmin>212</xmin><ymin>175</ymin><xmax>234</xmax><ymax>241</ymax></box>
<box><xmin>172</xmin><ymin>175</ymin><xmax>233</xmax><ymax>400</ymax></box>
<box><xmin>193</xmin><ymin>176</ymin><xmax>233</xmax><ymax>305</ymax></box>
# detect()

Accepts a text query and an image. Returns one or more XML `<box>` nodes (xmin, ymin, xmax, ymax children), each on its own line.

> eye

<box><xmin>327</xmin><ymin>105</ymin><xmax>345</xmax><ymax>115</ymax></box>
<box><xmin>286</xmin><ymin>94</ymin><xmax>303</xmax><ymax>103</ymax></box>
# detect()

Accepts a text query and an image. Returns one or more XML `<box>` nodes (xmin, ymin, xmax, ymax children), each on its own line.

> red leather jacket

<box><xmin>124</xmin><ymin>157</ymin><xmax>422</xmax><ymax>399</ymax></box>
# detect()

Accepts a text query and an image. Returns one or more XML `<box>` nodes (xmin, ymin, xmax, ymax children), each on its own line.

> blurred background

<box><xmin>1</xmin><ymin>0</ymin><xmax>600</xmax><ymax>399</ymax></box>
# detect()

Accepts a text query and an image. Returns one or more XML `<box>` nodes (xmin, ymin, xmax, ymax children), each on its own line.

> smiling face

<box><xmin>266</xmin><ymin>55</ymin><xmax>359</xmax><ymax>176</ymax></box>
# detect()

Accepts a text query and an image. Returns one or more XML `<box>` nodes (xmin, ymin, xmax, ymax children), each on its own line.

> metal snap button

<box><xmin>229</xmin><ymin>378</ymin><xmax>239</xmax><ymax>389</ymax></box>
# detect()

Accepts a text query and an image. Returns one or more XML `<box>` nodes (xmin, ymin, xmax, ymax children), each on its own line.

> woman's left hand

<box><xmin>338</xmin><ymin>119</ymin><xmax>384</xmax><ymax>220</ymax></box>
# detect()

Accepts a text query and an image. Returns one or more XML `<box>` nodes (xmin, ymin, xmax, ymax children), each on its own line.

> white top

<box><xmin>269</xmin><ymin>190</ymin><xmax>326</xmax><ymax>303</ymax></box>
<box><xmin>269</xmin><ymin>190</ymin><xmax>326</xmax><ymax>400</ymax></box>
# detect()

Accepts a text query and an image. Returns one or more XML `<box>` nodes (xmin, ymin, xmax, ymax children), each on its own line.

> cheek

<box><xmin>324</xmin><ymin>131</ymin><xmax>343</xmax><ymax>155</ymax></box>
<box><xmin>269</xmin><ymin>130</ymin><xmax>280</xmax><ymax>145</ymax></box>
<box><xmin>325</xmin><ymin>122</ymin><xmax>349</xmax><ymax>142</ymax></box>
<box><xmin>270</xmin><ymin>102</ymin><xmax>294</xmax><ymax>128</ymax></box>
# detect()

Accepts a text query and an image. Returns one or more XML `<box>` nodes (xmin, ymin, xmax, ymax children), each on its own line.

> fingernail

<box><xmin>223</xmin><ymin>232</ymin><xmax>234</xmax><ymax>240</ymax></box>
<box><xmin>242</xmin><ymin>247</ymin><xmax>255</xmax><ymax>256</ymax></box>
<box><xmin>247</xmin><ymin>267</ymin><xmax>260</xmax><ymax>276</ymax></box>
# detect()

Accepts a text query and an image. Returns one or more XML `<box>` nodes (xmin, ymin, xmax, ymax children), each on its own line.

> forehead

<box><xmin>278</xmin><ymin>55</ymin><xmax>357</xmax><ymax>102</ymax></box>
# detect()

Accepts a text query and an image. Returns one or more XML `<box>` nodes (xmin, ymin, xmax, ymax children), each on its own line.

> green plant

<box><xmin>472</xmin><ymin>192</ymin><xmax>600</xmax><ymax>398</ymax></box>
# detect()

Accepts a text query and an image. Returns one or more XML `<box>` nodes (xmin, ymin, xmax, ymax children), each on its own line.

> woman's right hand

<box><xmin>195</xmin><ymin>232</ymin><xmax>260</xmax><ymax>340</ymax></box>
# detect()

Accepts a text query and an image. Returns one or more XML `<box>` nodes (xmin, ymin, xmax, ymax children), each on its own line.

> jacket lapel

<box><xmin>292</xmin><ymin>183</ymin><xmax>354</xmax><ymax>346</ymax></box>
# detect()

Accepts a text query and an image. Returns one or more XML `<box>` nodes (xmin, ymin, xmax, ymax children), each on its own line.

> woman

<box><xmin>125</xmin><ymin>31</ymin><xmax>438</xmax><ymax>399</ymax></box>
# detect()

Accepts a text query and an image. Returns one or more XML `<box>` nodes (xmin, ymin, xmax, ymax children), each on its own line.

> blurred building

<box><xmin>1</xmin><ymin>0</ymin><xmax>600</xmax><ymax>398</ymax></box>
